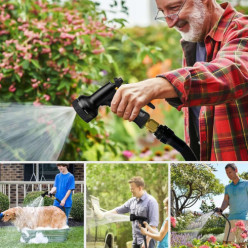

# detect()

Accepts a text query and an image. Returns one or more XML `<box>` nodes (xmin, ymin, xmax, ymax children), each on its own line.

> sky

<box><xmin>94</xmin><ymin>0</ymin><xmax>156</xmax><ymax>27</ymax></box>
<box><xmin>188</xmin><ymin>162</ymin><xmax>248</xmax><ymax>213</ymax></box>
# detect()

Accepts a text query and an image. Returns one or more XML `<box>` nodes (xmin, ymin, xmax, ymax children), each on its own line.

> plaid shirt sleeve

<box><xmin>158</xmin><ymin>18</ymin><xmax>248</xmax><ymax>111</ymax></box>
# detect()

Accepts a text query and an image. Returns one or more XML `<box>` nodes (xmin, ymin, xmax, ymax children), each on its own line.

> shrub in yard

<box><xmin>0</xmin><ymin>192</ymin><xmax>9</xmax><ymax>211</ymax></box>
<box><xmin>23</xmin><ymin>191</ymin><xmax>53</xmax><ymax>206</ymax></box>
<box><xmin>199</xmin><ymin>227</ymin><xmax>225</xmax><ymax>236</ymax></box>
<box><xmin>70</xmin><ymin>192</ymin><xmax>84</xmax><ymax>222</ymax></box>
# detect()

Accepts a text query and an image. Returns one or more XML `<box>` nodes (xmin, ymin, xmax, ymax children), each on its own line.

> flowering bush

<box><xmin>0</xmin><ymin>0</ymin><xmax>130</xmax><ymax>160</ymax></box>
<box><xmin>231</xmin><ymin>220</ymin><xmax>248</xmax><ymax>244</ymax></box>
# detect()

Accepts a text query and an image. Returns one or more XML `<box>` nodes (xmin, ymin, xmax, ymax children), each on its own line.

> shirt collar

<box><xmin>207</xmin><ymin>2</ymin><xmax>238</xmax><ymax>42</ymax></box>
<box><xmin>137</xmin><ymin>192</ymin><xmax>147</xmax><ymax>202</ymax></box>
<box><xmin>231</xmin><ymin>178</ymin><xmax>243</xmax><ymax>185</ymax></box>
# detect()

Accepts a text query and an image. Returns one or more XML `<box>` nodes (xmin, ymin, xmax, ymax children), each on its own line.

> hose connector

<box><xmin>145</xmin><ymin>119</ymin><xmax>159</xmax><ymax>133</ymax></box>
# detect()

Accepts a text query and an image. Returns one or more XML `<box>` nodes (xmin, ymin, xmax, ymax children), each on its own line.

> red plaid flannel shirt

<box><xmin>159</xmin><ymin>3</ymin><xmax>248</xmax><ymax>161</ymax></box>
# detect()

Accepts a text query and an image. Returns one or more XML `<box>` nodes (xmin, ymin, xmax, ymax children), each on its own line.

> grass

<box><xmin>0</xmin><ymin>226</ymin><xmax>84</xmax><ymax>248</ymax></box>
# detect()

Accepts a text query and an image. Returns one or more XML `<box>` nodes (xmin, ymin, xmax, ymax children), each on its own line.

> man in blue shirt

<box><xmin>103</xmin><ymin>176</ymin><xmax>159</xmax><ymax>248</ymax></box>
<box><xmin>217</xmin><ymin>163</ymin><xmax>248</xmax><ymax>246</ymax></box>
<box><xmin>49</xmin><ymin>164</ymin><xmax>75</xmax><ymax>223</ymax></box>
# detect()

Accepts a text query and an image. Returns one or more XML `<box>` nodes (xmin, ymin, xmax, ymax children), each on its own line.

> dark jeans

<box><xmin>132</xmin><ymin>239</ymin><xmax>156</xmax><ymax>248</ymax></box>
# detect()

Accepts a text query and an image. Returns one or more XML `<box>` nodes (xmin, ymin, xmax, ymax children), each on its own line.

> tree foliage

<box><xmin>86</xmin><ymin>163</ymin><xmax>168</xmax><ymax>246</ymax></box>
<box><xmin>171</xmin><ymin>163</ymin><xmax>224</xmax><ymax>216</ymax></box>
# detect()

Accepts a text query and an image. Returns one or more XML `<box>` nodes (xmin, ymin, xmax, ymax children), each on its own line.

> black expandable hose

<box><xmin>154</xmin><ymin>125</ymin><xmax>197</xmax><ymax>161</ymax></box>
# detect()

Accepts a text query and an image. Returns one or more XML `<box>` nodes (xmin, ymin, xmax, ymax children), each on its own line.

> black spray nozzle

<box><xmin>41</xmin><ymin>191</ymin><xmax>54</xmax><ymax>198</ymax></box>
<box><xmin>130</xmin><ymin>214</ymin><xmax>147</xmax><ymax>227</ymax></box>
<box><xmin>72</xmin><ymin>77</ymin><xmax>152</xmax><ymax>128</ymax></box>
<box><xmin>213</xmin><ymin>207</ymin><xmax>223</xmax><ymax>214</ymax></box>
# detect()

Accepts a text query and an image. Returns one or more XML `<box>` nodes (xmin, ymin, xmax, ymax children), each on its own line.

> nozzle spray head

<box><xmin>0</xmin><ymin>212</ymin><xmax>4</xmax><ymax>219</ymax></box>
<box><xmin>72</xmin><ymin>78</ymin><xmax>123</xmax><ymax>123</ymax></box>
<box><xmin>130</xmin><ymin>214</ymin><xmax>147</xmax><ymax>227</ymax></box>
<box><xmin>213</xmin><ymin>207</ymin><xmax>223</xmax><ymax>214</ymax></box>
<box><xmin>72</xmin><ymin>77</ymin><xmax>152</xmax><ymax>128</ymax></box>
<box><xmin>41</xmin><ymin>191</ymin><xmax>48</xmax><ymax>198</ymax></box>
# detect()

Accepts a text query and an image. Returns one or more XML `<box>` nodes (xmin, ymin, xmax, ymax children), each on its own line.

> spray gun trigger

<box><xmin>147</xmin><ymin>102</ymin><xmax>155</xmax><ymax>109</ymax></box>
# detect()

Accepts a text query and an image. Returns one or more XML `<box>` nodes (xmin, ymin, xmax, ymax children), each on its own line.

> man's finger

<box><xmin>111</xmin><ymin>87</ymin><xmax>122</xmax><ymax>113</ymax></box>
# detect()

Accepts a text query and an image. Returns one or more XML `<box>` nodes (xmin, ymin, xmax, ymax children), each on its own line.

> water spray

<box><xmin>130</xmin><ymin>214</ymin><xmax>148</xmax><ymax>248</ymax></box>
<box><xmin>72</xmin><ymin>78</ymin><xmax>197</xmax><ymax>161</ymax></box>
<box><xmin>213</xmin><ymin>208</ymin><xmax>231</xmax><ymax>243</ymax></box>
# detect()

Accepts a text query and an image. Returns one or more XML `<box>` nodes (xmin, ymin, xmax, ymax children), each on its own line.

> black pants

<box><xmin>132</xmin><ymin>239</ymin><xmax>156</xmax><ymax>248</ymax></box>
<box><xmin>132</xmin><ymin>244</ymin><xmax>142</xmax><ymax>248</ymax></box>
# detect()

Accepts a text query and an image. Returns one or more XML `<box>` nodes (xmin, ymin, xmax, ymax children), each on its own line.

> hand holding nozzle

<box><xmin>214</xmin><ymin>207</ymin><xmax>223</xmax><ymax>215</ymax></box>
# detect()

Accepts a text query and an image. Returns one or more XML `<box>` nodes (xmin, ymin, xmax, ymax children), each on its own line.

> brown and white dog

<box><xmin>2</xmin><ymin>206</ymin><xmax>67</xmax><ymax>230</ymax></box>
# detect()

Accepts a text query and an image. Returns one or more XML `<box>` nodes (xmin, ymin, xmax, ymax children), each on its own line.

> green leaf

<box><xmin>30</xmin><ymin>59</ymin><xmax>40</xmax><ymax>69</ymax></box>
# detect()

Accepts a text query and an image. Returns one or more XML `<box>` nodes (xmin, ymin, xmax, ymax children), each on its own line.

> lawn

<box><xmin>0</xmin><ymin>226</ymin><xmax>84</xmax><ymax>248</ymax></box>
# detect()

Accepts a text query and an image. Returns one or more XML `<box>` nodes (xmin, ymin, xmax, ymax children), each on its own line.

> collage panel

<box><xmin>0</xmin><ymin>163</ymin><xmax>84</xmax><ymax>247</ymax></box>
<box><xmin>171</xmin><ymin>162</ymin><xmax>248</xmax><ymax>248</ymax></box>
<box><xmin>86</xmin><ymin>162</ymin><xmax>169</xmax><ymax>248</ymax></box>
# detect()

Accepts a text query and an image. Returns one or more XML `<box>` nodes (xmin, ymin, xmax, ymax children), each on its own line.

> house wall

<box><xmin>0</xmin><ymin>164</ymin><xmax>84</xmax><ymax>206</ymax></box>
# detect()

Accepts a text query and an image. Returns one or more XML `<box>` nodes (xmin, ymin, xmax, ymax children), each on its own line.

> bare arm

<box><xmin>60</xmin><ymin>189</ymin><xmax>72</xmax><ymax>206</ymax></box>
<box><xmin>49</xmin><ymin>187</ymin><xmax>56</xmax><ymax>194</ymax></box>
<box><xmin>220</xmin><ymin>194</ymin><xmax>229</xmax><ymax>212</ymax></box>
<box><xmin>141</xmin><ymin>221</ymin><xmax>168</xmax><ymax>242</ymax></box>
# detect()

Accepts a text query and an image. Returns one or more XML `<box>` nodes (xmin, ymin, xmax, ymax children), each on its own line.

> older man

<box><xmin>110</xmin><ymin>0</ymin><xmax>248</xmax><ymax>161</ymax></box>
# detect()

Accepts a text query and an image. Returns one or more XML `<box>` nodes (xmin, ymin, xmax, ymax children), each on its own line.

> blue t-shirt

<box><xmin>225</xmin><ymin>179</ymin><xmax>248</xmax><ymax>220</ymax></box>
<box><xmin>54</xmin><ymin>172</ymin><xmax>75</xmax><ymax>208</ymax></box>
<box><xmin>157</xmin><ymin>218</ymin><xmax>168</xmax><ymax>248</ymax></box>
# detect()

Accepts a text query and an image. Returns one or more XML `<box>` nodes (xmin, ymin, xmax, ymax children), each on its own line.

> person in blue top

<box><xmin>217</xmin><ymin>163</ymin><xmax>248</xmax><ymax>247</ymax></box>
<box><xmin>139</xmin><ymin>198</ymin><xmax>168</xmax><ymax>248</ymax></box>
<box><xmin>49</xmin><ymin>164</ymin><xmax>75</xmax><ymax>223</ymax></box>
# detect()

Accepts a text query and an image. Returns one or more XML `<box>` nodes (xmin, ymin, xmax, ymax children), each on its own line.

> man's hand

<box><xmin>110</xmin><ymin>78</ymin><xmax>176</xmax><ymax>122</ymax></box>
<box><xmin>139</xmin><ymin>224</ymin><xmax>148</xmax><ymax>235</ymax></box>
<box><xmin>60</xmin><ymin>199</ymin><xmax>66</xmax><ymax>207</ymax></box>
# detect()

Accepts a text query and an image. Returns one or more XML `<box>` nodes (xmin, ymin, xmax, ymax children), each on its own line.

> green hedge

<box><xmin>199</xmin><ymin>227</ymin><xmax>225</xmax><ymax>236</ymax></box>
<box><xmin>0</xmin><ymin>192</ymin><xmax>9</xmax><ymax>211</ymax></box>
<box><xmin>23</xmin><ymin>191</ymin><xmax>53</xmax><ymax>206</ymax></box>
<box><xmin>71</xmin><ymin>193</ymin><xmax>84</xmax><ymax>222</ymax></box>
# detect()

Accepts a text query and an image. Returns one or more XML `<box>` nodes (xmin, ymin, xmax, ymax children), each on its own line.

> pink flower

<box><xmin>122</xmin><ymin>150</ymin><xmax>133</xmax><ymax>159</ymax></box>
<box><xmin>241</xmin><ymin>233</ymin><xmax>247</xmax><ymax>239</ymax></box>
<box><xmin>44</xmin><ymin>94</ymin><xmax>50</xmax><ymax>101</ymax></box>
<box><xmin>9</xmin><ymin>84</ymin><xmax>16</xmax><ymax>92</ymax></box>
<box><xmin>171</xmin><ymin>217</ymin><xmax>176</xmax><ymax>228</ymax></box>
<box><xmin>92</xmin><ymin>47</ymin><xmax>105</xmax><ymax>54</ymax></box>
<box><xmin>59</xmin><ymin>47</ymin><xmax>65</xmax><ymax>54</ymax></box>
<box><xmin>236</xmin><ymin>221</ymin><xmax>245</xmax><ymax>227</ymax></box>
<box><xmin>199</xmin><ymin>246</ymin><xmax>209</xmax><ymax>248</ymax></box>
<box><xmin>207</xmin><ymin>235</ymin><xmax>217</xmax><ymax>243</ymax></box>
<box><xmin>32</xmin><ymin>83</ymin><xmax>39</xmax><ymax>88</ymax></box>
<box><xmin>231</xmin><ymin>227</ymin><xmax>237</xmax><ymax>233</ymax></box>
<box><xmin>233</xmin><ymin>244</ymin><xmax>240</xmax><ymax>248</ymax></box>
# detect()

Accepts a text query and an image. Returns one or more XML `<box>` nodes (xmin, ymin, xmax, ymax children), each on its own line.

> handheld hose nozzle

<box><xmin>130</xmin><ymin>214</ymin><xmax>147</xmax><ymax>227</ymax></box>
<box><xmin>72</xmin><ymin>78</ymin><xmax>152</xmax><ymax>128</ymax></box>
<box><xmin>213</xmin><ymin>207</ymin><xmax>223</xmax><ymax>214</ymax></box>
<box><xmin>0</xmin><ymin>212</ymin><xmax>4</xmax><ymax>220</ymax></box>
<box><xmin>41</xmin><ymin>191</ymin><xmax>54</xmax><ymax>198</ymax></box>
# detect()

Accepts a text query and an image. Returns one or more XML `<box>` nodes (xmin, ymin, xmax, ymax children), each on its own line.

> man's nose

<box><xmin>166</xmin><ymin>17</ymin><xmax>179</xmax><ymax>28</ymax></box>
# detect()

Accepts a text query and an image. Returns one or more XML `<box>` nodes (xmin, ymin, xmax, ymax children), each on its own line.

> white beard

<box><xmin>175</xmin><ymin>0</ymin><xmax>206</xmax><ymax>42</ymax></box>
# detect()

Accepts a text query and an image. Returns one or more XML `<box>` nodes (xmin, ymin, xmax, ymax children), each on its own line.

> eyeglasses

<box><xmin>155</xmin><ymin>0</ymin><xmax>187</xmax><ymax>22</ymax></box>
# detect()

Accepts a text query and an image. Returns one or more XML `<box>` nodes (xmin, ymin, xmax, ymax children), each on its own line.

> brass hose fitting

<box><xmin>145</xmin><ymin>119</ymin><xmax>160</xmax><ymax>133</ymax></box>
